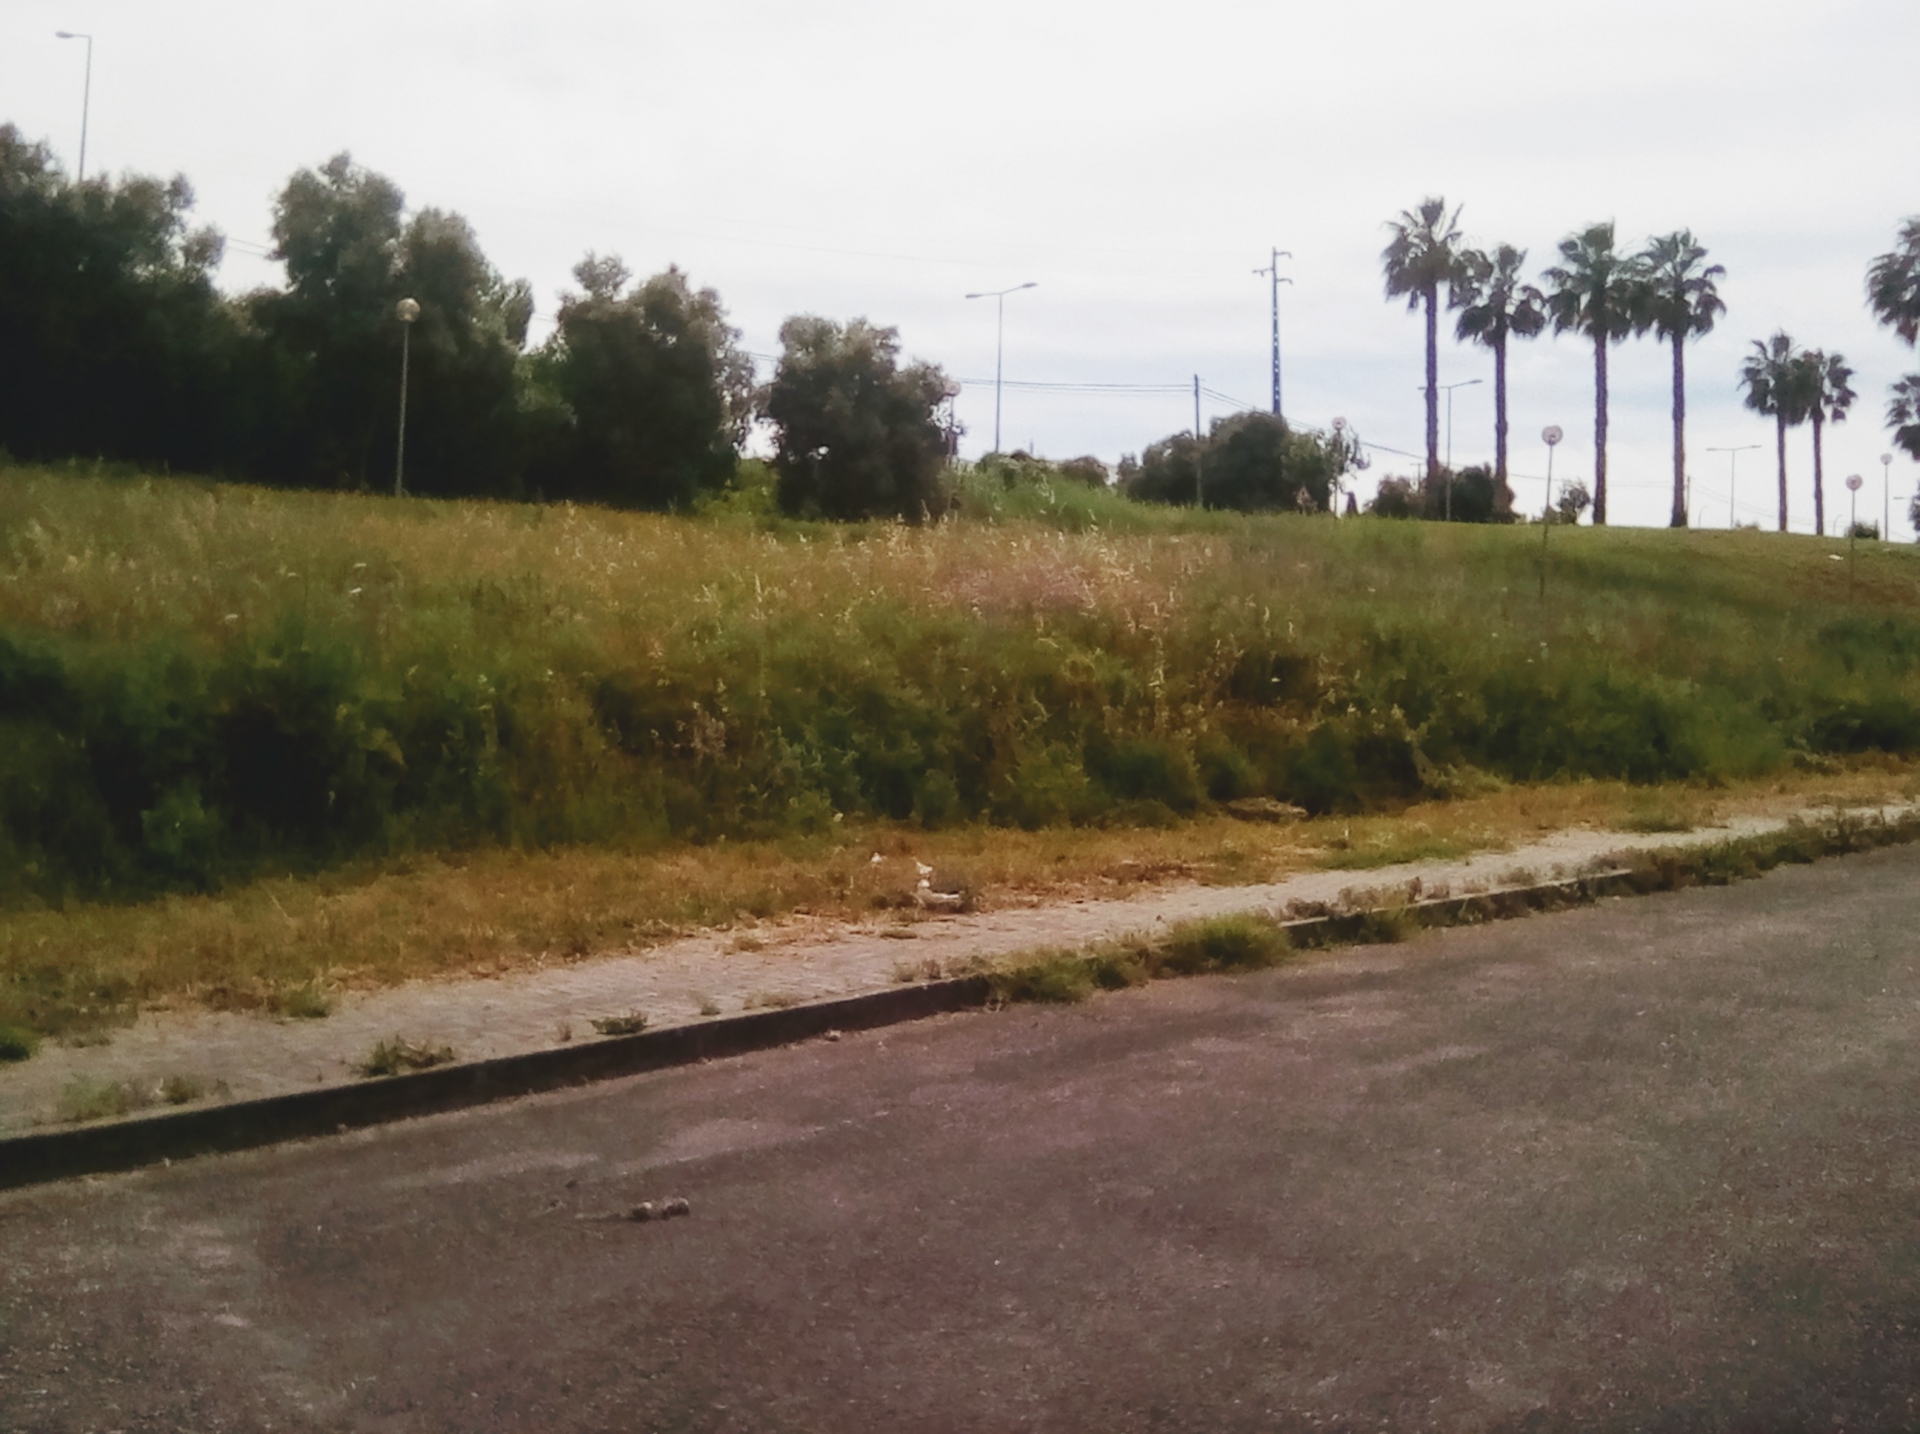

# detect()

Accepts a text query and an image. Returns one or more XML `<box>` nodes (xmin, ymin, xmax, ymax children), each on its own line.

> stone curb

<box><xmin>0</xmin><ymin>823</ymin><xmax>1901</xmax><ymax>1191</ymax></box>
<box><xmin>0</xmin><ymin>976</ymin><xmax>993</xmax><ymax>1191</ymax></box>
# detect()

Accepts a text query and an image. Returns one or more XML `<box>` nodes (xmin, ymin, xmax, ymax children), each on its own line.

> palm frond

<box><xmin>1381</xmin><ymin>195</ymin><xmax>1463</xmax><ymax>309</ymax></box>
<box><xmin>1887</xmin><ymin>374</ymin><xmax>1920</xmax><ymax>461</ymax></box>
<box><xmin>1866</xmin><ymin>217</ymin><xmax>1920</xmax><ymax>346</ymax></box>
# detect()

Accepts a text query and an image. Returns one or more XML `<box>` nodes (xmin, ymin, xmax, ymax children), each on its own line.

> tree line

<box><xmin>0</xmin><ymin>128</ymin><xmax>962</xmax><ymax>520</ymax></box>
<box><xmin>1382</xmin><ymin>197</ymin><xmax>1920</xmax><ymax>532</ymax></box>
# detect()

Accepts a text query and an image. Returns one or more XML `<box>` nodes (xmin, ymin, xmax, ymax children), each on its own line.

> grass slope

<box><xmin>5</xmin><ymin>462</ymin><xmax>1920</xmax><ymax>913</ymax></box>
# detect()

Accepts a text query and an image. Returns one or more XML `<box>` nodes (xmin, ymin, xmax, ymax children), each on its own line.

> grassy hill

<box><xmin>4</xmin><ymin>460</ymin><xmax>1920</xmax><ymax>917</ymax></box>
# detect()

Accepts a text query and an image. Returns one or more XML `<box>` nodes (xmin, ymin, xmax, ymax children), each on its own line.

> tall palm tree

<box><xmin>1452</xmin><ymin>243</ymin><xmax>1546</xmax><ymax>491</ymax></box>
<box><xmin>1888</xmin><ymin>374</ymin><xmax>1920</xmax><ymax>462</ymax></box>
<box><xmin>1797</xmin><ymin>349</ymin><xmax>1856</xmax><ymax>537</ymax></box>
<box><xmin>1382</xmin><ymin>197</ymin><xmax>1464</xmax><ymax>484</ymax></box>
<box><xmin>1633</xmin><ymin>231</ymin><xmax>1725</xmax><ymax>528</ymax></box>
<box><xmin>1541</xmin><ymin>223</ymin><xmax>1642</xmax><ymax>524</ymax></box>
<box><xmin>1739</xmin><ymin>332</ymin><xmax>1813</xmax><ymax>533</ymax></box>
<box><xmin>1866</xmin><ymin>217</ymin><xmax>1920</xmax><ymax>345</ymax></box>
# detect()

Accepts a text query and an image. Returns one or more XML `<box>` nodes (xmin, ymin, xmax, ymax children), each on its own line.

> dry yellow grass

<box><xmin>5</xmin><ymin>758</ymin><xmax>1910</xmax><ymax>1041</ymax></box>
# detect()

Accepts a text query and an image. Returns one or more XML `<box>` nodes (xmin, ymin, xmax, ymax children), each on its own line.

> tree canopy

<box><xmin>765</xmin><ymin>317</ymin><xmax>953</xmax><ymax>521</ymax></box>
<box><xmin>531</xmin><ymin>257</ymin><xmax>752</xmax><ymax>509</ymax></box>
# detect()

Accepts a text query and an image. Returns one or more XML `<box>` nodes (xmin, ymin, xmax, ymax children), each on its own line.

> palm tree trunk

<box><xmin>1776</xmin><ymin>413</ymin><xmax>1789</xmax><ymax>533</ymax></box>
<box><xmin>1493</xmin><ymin>335</ymin><xmax>1509</xmax><ymax>488</ymax></box>
<box><xmin>1811</xmin><ymin>411</ymin><xmax>1826</xmax><ymax>537</ymax></box>
<box><xmin>1670</xmin><ymin>335</ymin><xmax>1687</xmax><ymax>528</ymax></box>
<box><xmin>1424</xmin><ymin>283</ymin><xmax>1440</xmax><ymax>484</ymax></box>
<box><xmin>1593</xmin><ymin>332</ymin><xmax>1609</xmax><ymax>525</ymax></box>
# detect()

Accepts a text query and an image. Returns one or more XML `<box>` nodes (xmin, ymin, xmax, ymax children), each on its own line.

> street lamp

<box><xmin>1540</xmin><ymin>425</ymin><xmax>1562</xmax><ymax>602</ymax></box>
<box><xmin>54</xmin><ymin>31</ymin><xmax>92</xmax><ymax>182</ymax></box>
<box><xmin>963</xmin><ymin>282</ymin><xmax>1036</xmax><ymax>455</ymax></box>
<box><xmin>1706</xmin><ymin>444</ymin><xmax>1761</xmax><ymax>529</ymax></box>
<box><xmin>394</xmin><ymin>297</ymin><xmax>420</xmax><ymax>497</ymax></box>
<box><xmin>1884</xmin><ymin>453</ymin><xmax>1895</xmax><ymax>539</ymax></box>
<box><xmin>1419</xmin><ymin>378</ymin><xmax>1483</xmax><ymax>519</ymax></box>
<box><xmin>1847</xmin><ymin>473</ymin><xmax>1864</xmax><ymax>597</ymax></box>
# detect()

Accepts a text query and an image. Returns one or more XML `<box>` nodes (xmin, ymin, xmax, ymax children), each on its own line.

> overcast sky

<box><xmin>5</xmin><ymin>0</ymin><xmax>1917</xmax><ymax>532</ymax></box>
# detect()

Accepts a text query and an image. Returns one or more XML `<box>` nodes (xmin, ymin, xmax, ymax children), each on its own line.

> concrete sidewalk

<box><xmin>0</xmin><ymin>804</ymin><xmax>1904</xmax><ymax>1135</ymax></box>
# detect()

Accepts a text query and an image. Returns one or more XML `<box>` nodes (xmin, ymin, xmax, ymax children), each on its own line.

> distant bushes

<box><xmin>1366</xmin><ymin>464</ymin><xmax>1517</xmax><ymax>523</ymax></box>
<box><xmin>1119</xmin><ymin>412</ymin><xmax>1348</xmax><ymax>513</ymax></box>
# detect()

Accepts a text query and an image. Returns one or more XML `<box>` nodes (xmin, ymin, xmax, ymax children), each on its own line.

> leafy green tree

<box><xmin>251</xmin><ymin>153</ymin><xmax>532</xmax><ymax>494</ymax></box>
<box><xmin>1542</xmin><ymin>223</ymin><xmax>1642</xmax><ymax>525</ymax></box>
<box><xmin>1197</xmin><ymin>412</ymin><xmax>1336</xmax><ymax>512</ymax></box>
<box><xmin>1889</xmin><ymin>375</ymin><xmax>1920</xmax><ymax>463</ymax></box>
<box><xmin>765</xmin><ymin>316</ymin><xmax>952</xmax><ymax>521</ymax></box>
<box><xmin>1797</xmin><ymin>349</ymin><xmax>1856</xmax><ymax>537</ymax></box>
<box><xmin>1121</xmin><ymin>416</ymin><xmax>1342</xmax><ymax>513</ymax></box>
<box><xmin>1556</xmin><ymin>479</ymin><xmax>1593</xmax><ymax>525</ymax></box>
<box><xmin>1117</xmin><ymin>433</ymin><xmax>1203</xmax><ymax>505</ymax></box>
<box><xmin>0</xmin><ymin>124</ymin><xmax>238</xmax><ymax>471</ymax></box>
<box><xmin>1451</xmin><ymin>243</ymin><xmax>1545</xmax><ymax>490</ymax></box>
<box><xmin>1634</xmin><ymin>231</ymin><xmax>1725</xmax><ymax>528</ymax></box>
<box><xmin>390</xmin><ymin>209</ymin><xmax>535</xmax><ymax>497</ymax></box>
<box><xmin>1739</xmin><ymin>332</ymin><xmax>1814</xmax><ymax>533</ymax></box>
<box><xmin>533</xmin><ymin>256</ymin><xmax>751</xmax><ymax>509</ymax></box>
<box><xmin>1381</xmin><ymin>197</ymin><xmax>1464</xmax><ymax>484</ymax></box>
<box><xmin>1866</xmin><ymin>217</ymin><xmax>1920</xmax><ymax>343</ymax></box>
<box><xmin>1362</xmin><ymin>465</ymin><xmax>1513</xmax><ymax>523</ymax></box>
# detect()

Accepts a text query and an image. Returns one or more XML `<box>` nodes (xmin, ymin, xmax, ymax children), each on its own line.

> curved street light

<box><xmin>963</xmin><ymin>282</ymin><xmax>1036</xmax><ymax>455</ymax></box>
<box><xmin>1419</xmin><ymin>378</ymin><xmax>1483</xmax><ymax>519</ymax></box>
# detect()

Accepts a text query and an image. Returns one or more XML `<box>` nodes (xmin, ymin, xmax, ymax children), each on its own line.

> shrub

<box><xmin>766</xmin><ymin>316</ymin><xmax>952</xmax><ymax>521</ymax></box>
<box><xmin>1364</xmin><ymin>465</ymin><xmax>1514</xmax><ymax>523</ymax></box>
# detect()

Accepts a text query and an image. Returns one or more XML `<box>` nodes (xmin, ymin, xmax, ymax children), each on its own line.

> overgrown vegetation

<box><xmin>7</xmin><ymin>464</ymin><xmax>1920</xmax><ymax>921</ymax></box>
<box><xmin>990</xmin><ymin>912</ymin><xmax>1293</xmax><ymax>1004</ymax></box>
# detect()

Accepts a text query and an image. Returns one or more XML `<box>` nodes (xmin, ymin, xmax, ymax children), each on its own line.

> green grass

<box><xmin>353</xmin><ymin>1037</ymin><xmax>456</xmax><ymax>1078</ymax></box>
<box><xmin>991</xmin><ymin>912</ymin><xmax>1293</xmax><ymax>1003</ymax></box>
<box><xmin>56</xmin><ymin>1074</ymin><xmax>153</xmax><ymax>1123</ymax></box>
<box><xmin>6</xmin><ymin>461</ymin><xmax>1920</xmax><ymax>1028</ymax></box>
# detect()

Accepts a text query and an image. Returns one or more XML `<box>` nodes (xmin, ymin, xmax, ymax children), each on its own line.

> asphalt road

<box><xmin>5</xmin><ymin>846</ymin><xmax>1920</xmax><ymax>1433</ymax></box>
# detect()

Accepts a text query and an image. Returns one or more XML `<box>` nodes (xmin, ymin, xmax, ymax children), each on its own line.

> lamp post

<box><xmin>1420</xmin><ymin>378</ymin><xmax>1483</xmax><ymax>519</ymax></box>
<box><xmin>1884</xmin><ymin>453</ymin><xmax>1895</xmax><ymax>540</ymax></box>
<box><xmin>1252</xmin><ymin>249</ymin><xmax>1292</xmax><ymax>419</ymax></box>
<box><xmin>1706</xmin><ymin>444</ymin><xmax>1761</xmax><ymax>529</ymax></box>
<box><xmin>54</xmin><ymin>31</ymin><xmax>92</xmax><ymax>182</ymax></box>
<box><xmin>394</xmin><ymin>298</ymin><xmax>420</xmax><ymax>497</ymax></box>
<box><xmin>963</xmin><ymin>282</ymin><xmax>1036</xmax><ymax>455</ymax></box>
<box><xmin>1846</xmin><ymin>473</ymin><xmax>1864</xmax><ymax>598</ymax></box>
<box><xmin>1540</xmin><ymin>425</ymin><xmax>1562</xmax><ymax>602</ymax></box>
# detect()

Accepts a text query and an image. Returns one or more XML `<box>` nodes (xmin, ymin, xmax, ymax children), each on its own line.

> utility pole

<box><xmin>1252</xmin><ymin>249</ymin><xmax>1292</xmax><ymax>420</ymax></box>
<box><xmin>1193</xmin><ymin>375</ymin><xmax>1203</xmax><ymax>508</ymax></box>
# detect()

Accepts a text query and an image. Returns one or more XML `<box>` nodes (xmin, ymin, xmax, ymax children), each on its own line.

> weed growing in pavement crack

<box><xmin>353</xmin><ymin>1038</ymin><xmax>456</xmax><ymax>1078</ymax></box>
<box><xmin>590</xmin><ymin>1012</ymin><xmax>649</xmax><ymax>1036</ymax></box>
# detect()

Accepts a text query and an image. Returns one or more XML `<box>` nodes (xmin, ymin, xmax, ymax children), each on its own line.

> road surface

<box><xmin>4</xmin><ymin>845</ymin><xmax>1919</xmax><ymax>1431</ymax></box>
